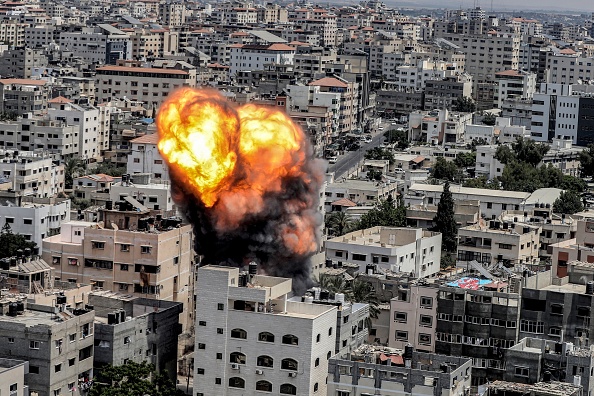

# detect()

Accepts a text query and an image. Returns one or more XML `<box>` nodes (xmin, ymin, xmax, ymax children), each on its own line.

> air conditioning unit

<box><xmin>256</xmin><ymin>369</ymin><xmax>264</xmax><ymax>375</ymax></box>
<box><xmin>231</xmin><ymin>363</ymin><xmax>240</xmax><ymax>370</ymax></box>
<box><xmin>288</xmin><ymin>372</ymin><xmax>297</xmax><ymax>378</ymax></box>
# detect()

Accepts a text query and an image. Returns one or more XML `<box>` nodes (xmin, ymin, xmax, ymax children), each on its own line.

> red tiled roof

<box><xmin>131</xmin><ymin>134</ymin><xmax>159</xmax><ymax>144</ymax></box>
<box><xmin>379</xmin><ymin>353</ymin><xmax>404</xmax><ymax>365</ymax></box>
<box><xmin>331</xmin><ymin>198</ymin><xmax>356</xmax><ymax>207</ymax></box>
<box><xmin>0</xmin><ymin>78</ymin><xmax>46</xmax><ymax>86</ymax></box>
<box><xmin>309</xmin><ymin>77</ymin><xmax>347</xmax><ymax>88</ymax></box>
<box><xmin>48</xmin><ymin>96</ymin><xmax>72</xmax><ymax>104</ymax></box>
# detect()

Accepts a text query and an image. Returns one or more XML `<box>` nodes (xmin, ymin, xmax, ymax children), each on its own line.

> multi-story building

<box><xmin>0</xmin><ymin>79</ymin><xmax>48</xmax><ymax>116</ymax></box>
<box><xmin>0</xmin><ymin>149</ymin><xmax>64</xmax><ymax>197</ymax></box>
<box><xmin>309</xmin><ymin>77</ymin><xmax>359</xmax><ymax>136</ymax></box>
<box><xmin>545</xmin><ymin>51</ymin><xmax>594</xmax><ymax>85</ymax></box>
<box><xmin>90</xmin><ymin>291</ymin><xmax>183</xmax><ymax>380</ymax></box>
<box><xmin>530</xmin><ymin>83</ymin><xmax>594</xmax><ymax>146</ymax></box>
<box><xmin>59</xmin><ymin>25</ymin><xmax>132</xmax><ymax>65</ymax></box>
<box><xmin>194</xmin><ymin>265</ymin><xmax>338</xmax><ymax>396</ymax></box>
<box><xmin>424</xmin><ymin>73</ymin><xmax>473</xmax><ymax>111</ymax></box>
<box><xmin>42</xmin><ymin>207</ymin><xmax>193</xmax><ymax>331</ymax></box>
<box><xmin>550</xmin><ymin>219</ymin><xmax>594</xmax><ymax>278</ymax></box>
<box><xmin>435</xmin><ymin>281</ymin><xmax>521</xmax><ymax>386</ymax></box>
<box><xmin>126</xmin><ymin>134</ymin><xmax>169</xmax><ymax>182</ymax></box>
<box><xmin>327</xmin><ymin>345</ymin><xmax>472</xmax><ymax>396</ymax></box>
<box><xmin>408</xmin><ymin>109</ymin><xmax>473</xmax><ymax>146</ymax></box>
<box><xmin>0</xmin><ymin>48</ymin><xmax>47</xmax><ymax>79</ymax></box>
<box><xmin>0</xmin><ymin>358</ymin><xmax>28</xmax><ymax>396</ymax></box>
<box><xmin>158</xmin><ymin>2</ymin><xmax>186</xmax><ymax>26</ymax></box>
<box><xmin>95</xmin><ymin>64</ymin><xmax>197</xmax><ymax>106</ymax></box>
<box><xmin>494</xmin><ymin>70</ymin><xmax>536</xmax><ymax>109</ymax></box>
<box><xmin>0</xmin><ymin>20</ymin><xmax>26</xmax><ymax>47</ymax></box>
<box><xmin>457</xmin><ymin>220</ymin><xmax>541</xmax><ymax>269</ymax></box>
<box><xmin>325</xmin><ymin>227</ymin><xmax>442</xmax><ymax>278</ymax></box>
<box><xmin>229</xmin><ymin>43</ymin><xmax>296</xmax><ymax>77</ymax></box>
<box><xmin>0</xmin><ymin>300</ymin><xmax>95</xmax><ymax>396</ymax></box>
<box><xmin>324</xmin><ymin>178</ymin><xmax>399</xmax><ymax>211</ymax></box>
<box><xmin>500</xmin><ymin>97</ymin><xmax>533</xmax><ymax>128</ymax></box>
<box><xmin>406</xmin><ymin>199</ymin><xmax>480</xmax><ymax>230</ymax></box>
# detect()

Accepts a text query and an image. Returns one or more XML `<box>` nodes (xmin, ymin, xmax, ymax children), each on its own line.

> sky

<box><xmin>386</xmin><ymin>0</ymin><xmax>594</xmax><ymax>12</ymax></box>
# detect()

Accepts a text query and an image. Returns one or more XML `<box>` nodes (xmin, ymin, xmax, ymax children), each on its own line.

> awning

<box><xmin>411</xmin><ymin>156</ymin><xmax>425</xmax><ymax>164</ymax></box>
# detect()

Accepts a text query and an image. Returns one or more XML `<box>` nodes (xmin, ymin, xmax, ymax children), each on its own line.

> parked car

<box><xmin>328</xmin><ymin>156</ymin><xmax>338</xmax><ymax>164</ymax></box>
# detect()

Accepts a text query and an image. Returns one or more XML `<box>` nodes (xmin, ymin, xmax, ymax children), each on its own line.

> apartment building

<box><xmin>408</xmin><ymin>109</ymin><xmax>473</xmax><ymax>146</ymax></box>
<box><xmin>0</xmin><ymin>47</ymin><xmax>47</xmax><ymax>79</ymax></box>
<box><xmin>486</xmin><ymin>381</ymin><xmax>582</xmax><ymax>396</ymax></box>
<box><xmin>194</xmin><ymin>265</ymin><xmax>337</xmax><ymax>396</ymax></box>
<box><xmin>435</xmin><ymin>32</ymin><xmax>521</xmax><ymax>109</ymax></box>
<box><xmin>406</xmin><ymin>183</ymin><xmax>534</xmax><ymax>219</ymax></box>
<box><xmin>110</xmin><ymin>177</ymin><xmax>175</xmax><ymax>212</ymax></box>
<box><xmin>95</xmin><ymin>65</ymin><xmax>197</xmax><ymax>106</ymax></box>
<box><xmin>229</xmin><ymin>43</ymin><xmax>296</xmax><ymax>77</ymax></box>
<box><xmin>328</xmin><ymin>345</ymin><xmax>472</xmax><ymax>396</ymax></box>
<box><xmin>90</xmin><ymin>292</ymin><xmax>182</xmax><ymax>380</ymax></box>
<box><xmin>126</xmin><ymin>134</ymin><xmax>169</xmax><ymax>182</ymax></box>
<box><xmin>457</xmin><ymin>220</ymin><xmax>541</xmax><ymax>268</ymax></box>
<box><xmin>0</xmin><ymin>358</ymin><xmax>28</xmax><ymax>396</ymax></box>
<box><xmin>47</xmin><ymin>97</ymin><xmax>111</xmax><ymax>162</ymax></box>
<box><xmin>424</xmin><ymin>74</ymin><xmax>473</xmax><ymax>111</ymax></box>
<box><xmin>435</xmin><ymin>282</ymin><xmax>521</xmax><ymax>386</ymax></box>
<box><xmin>0</xmin><ymin>20</ymin><xmax>26</xmax><ymax>47</ymax></box>
<box><xmin>292</xmin><ymin>46</ymin><xmax>337</xmax><ymax>80</ymax></box>
<box><xmin>0</xmin><ymin>149</ymin><xmax>64</xmax><ymax>197</ymax></box>
<box><xmin>158</xmin><ymin>2</ymin><xmax>186</xmax><ymax>26</ymax></box>
<box><xmin>0</xmin><ymin>79</ymin><xmax>48</xmax><ymax>116</ymax></box>
<box><xmin>493</xmin><ymin>70</ymin><xmax>536</xmax><ymax>109</ymax></box>
<box><xmin>545</xmin><ymin>51</ymin><xmax>594</xmax><ymax>85</ymax></box>
<box><xmin>530</xmin><ymin>83</ymin><xmax>594</xmax><ymax>146</ymax></box>
<box><xmin>325</xmin><ymin>227</ymin><xmax>442</xmax><ymax>278</ymax></box>
<box><xmin>406</xmin><ymin>199</ymin><xmax>480</xmax><ymax>230</ymax></box>
<box><xmin>42</xmin><ymin>207</ymin><xmax>193</xmax><ymax>331</ymax></box>
<box><xmin>389</xmin><ymin>282</ymin><xmax>439</xmax><ymax>352</ymax></box>
<box><xmin>0</xmin><ymin>301</ymin><xmax>94</xmax><ymax>396</ymax></box>
<box><xmin>376</xmin><ymin>85</ymin><xmax>424</xmax><ymax>115</ymax></box>
<box><xmin>59</xmin><ymin>24</ymin><xmax>132</xmax><ymax>64</ymax></box>
<box><xmin>24</xmin><ymin>25</ymin><xmax>57</xmax><ymax>48</ymax></box>
<box><xmin>309</xmin><ymin>77</ymin><xmax>359</xmax><ymax>136</ymax></box>
<box><xmin>550</xmin><ymin>219</ymin><xmax>594</xmax><ymax>278</ymax></box>
<box><xmin>501</xmin><ymin>97</ymin><xmax>533</xmax><ymax>128</ymax></box>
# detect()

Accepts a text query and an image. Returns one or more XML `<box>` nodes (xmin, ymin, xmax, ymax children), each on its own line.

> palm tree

<box><xmin>348</xmin><ymin>278</ymin><xmax>380</xmax><ymax>325</ymax></box>
<box><xmin>325</xmin><ymin>211</ymin><xmax>354</xmax><ymax>237</ymax></box>
<box><xmin>315</xmin><ymin>273</ymin><xmax>350</xmax><ymax>294</ymax></box>
<box><xmin>64</xmin><ymin>158</ymin><xmax>86</xmax><ymax>189</ymax></box>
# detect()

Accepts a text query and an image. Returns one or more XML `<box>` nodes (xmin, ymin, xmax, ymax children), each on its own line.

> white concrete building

<box><xmin>0</xmin><ymin>149</ymin><xmax>64</xmax><ymax>197</ymax></box>
<box><xmin>475</xmin><ymin>145</ymin><xmax>504</xmax><ymax>180</ymax></box>
<box><xmin>0</xmin><ymin>196</ymin><xmax>70</xmax><ymax>247</ymax></box>
<box><xmin>229</xmin><ymin>43</ymin><xmax>296</xmax><ymax>77</ymax></box>
<box><xmin>126</xmin><ymin>134</ymin><xmax>168</xmax><ymax>183</ymax></box>
<box><xmin>110</xmin><ymin>178</ymin><xmax>175</xmax><ymax>212</ymax></box>
<box><xmin>325</xmin><ymin>227</ymin><xmax>442</xmax><ymax>278</ymax></box>
<box><xmin>194</xmin><ymin>265</ymin><xmax>337</xmax><ymax>396</ymax></box>
<box><xmin>494</xmin><ymin>69</ymin><xmax>536</xmax><ymax>109</ymax></box>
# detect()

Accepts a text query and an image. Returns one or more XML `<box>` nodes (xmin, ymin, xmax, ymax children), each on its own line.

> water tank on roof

<box><xmin>120</xmin><ymin>310</ymin><xmax>126</xmax><ymax>323</ymax></box>
<box><xmin>56</xmin><ymin>295</ymin><xmax>67</xmax><ymax>305</ymax></box>
<box><xmin>108</xmin><ymin>313</ymin><xmax>117</xmax><ymax>325</ymax></box>
<box><xmin>335</xmin><ymin>293</ymin><xmax>345</xmax><ymax>304</ymax></box>
<box><xmin>16</xmin><ymin>301</ymin><xmax>24</xmax><ymax>313</ymax></box>
<box><xmin>586</xmin><ymin>281</ymin><xmax>594</xmax><ymax>295</ymax></box>
<box><xmin>248</xmin><ymin>262</ymin><xmax>258</xmax><ymax>275</ymax></box>
<box><xmin>404</xmin><ymin>345</ymin><xmax>414</xmax><ymax>359</ymax></box>
<box><xmin>305</xmin><ymin>296</ymin><xmax>314</xmax><ymax>304</ymax></box>
<box><xmin>319</xmin><ymin>291</ymin><xmax>330</xmax><ymax>301</ymax></box>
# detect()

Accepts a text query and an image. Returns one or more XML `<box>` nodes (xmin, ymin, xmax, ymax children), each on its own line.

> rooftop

<box><xmin>96</xmin><ymin>66</ymin><xmax>189</xmax><ymax>75</ymax></box>
<box><xmin>309</xmin><ymin>77</ymin><xmax>348</xmax><ymax>88</ymax></box>
<box><xmin>130</xmin><ymin>133</ymin><xmax>159</xmax><ymax>144</ymax></box>
<box><xmin>409</xmin><ymin>183</ymin><xmax>531</xmax><ymax>200</ymax></box>
<box><xmin>488</xmin><ymin>381</ymin><xmax>582</xmax><ymax>396</ymax></box>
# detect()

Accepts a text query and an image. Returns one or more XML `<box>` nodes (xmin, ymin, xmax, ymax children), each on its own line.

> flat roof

<box><xmin>96</xmin><ymin>66</ymin><xmax>188</xmax><ymax>75</ymax></box>
<box><xmin>409</xmin><ymin>183</ymin><xmax>530</xmax><ymax>199</ymax></box>
<box><xmin>540</xmin><ymin>283</ymin><xmax>586</xmax><ymax>294</ymax></box>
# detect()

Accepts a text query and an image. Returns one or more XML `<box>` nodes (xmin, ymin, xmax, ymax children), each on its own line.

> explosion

<box><xmin>157</xmin><ymin>88</ymin><xmax>324</xmax><ymax>290</ymax></box>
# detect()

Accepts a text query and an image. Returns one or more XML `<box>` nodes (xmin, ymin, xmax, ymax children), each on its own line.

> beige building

<box><xmin>0</xmin><ymin>78</ymin><xmax>48</xmax><ymax>116</ymax></box>
<box><xmin>0</xmin><ymin>358</ymin><xmax>28</xmax><ymax>396</ymax></box>
<box><xmin>42</xmin><ymin>207</ymin><xmax>194</xmax><ymax>331</ymax></box>
<box><xmin>551</xmin><ymin>218</ymin><xmax>594</xmax><ymax>278</ymax></box>
<box><xmin>457</xmin><ymin>220</ymin><xmax>541</xmax><ymax>268</ymax></box>
<box><xmin>309</xmin><ymin>76</ymin><xmax>358</xmax><ymax>136</ymax></box>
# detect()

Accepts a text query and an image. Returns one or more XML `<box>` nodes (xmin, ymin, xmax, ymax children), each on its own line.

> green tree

<box><xmin>482</xmin><ymin>113</ymin><xmax>496</xmax><ymax>126</ymax></box>
<box><xmin>494</xmin><ymin>145</ymin><xmax>515</xmax><ymax>165</ymax></box>
<box><xmin>349</xmin><ymin>278</ymin><xmax>380</xmax><ymax>325</ymax></box>
<box><xmin>91</xmin><ymin>163</ymin><xmax>127</xmax><ymax>177</ymax></box>
<box><xmin>440</xmin><ymin>253</ymin><xmax>456</xmax><ymax>270</ymax></box>
<box><xmin>315</xmin><ymin>273</ymin><xmax>350</xmax><ymax>294</ymax></box>
<box><xmin>367</xmin><ymin>169</ymin><xmax>383</xmax><ymax>181</ymax></box>
<box><xmin>452</xmin><ymin>96</ymin><xmax>476</xmax><ymax>112</ymax></box>
<box><xmin>365</xmin><ymin>147</ymin><xmax>394</xmax><ymax>164</ymax></box>
<box><xmin>454</xmin><ymin>152</ymin><xmax>476</xmax><ymax>168</ymax></box>
<box><xmin>0</xmin><ymin>223</ymin><xmax>37</xmax><ymax>259</ymax></box>
<box><xmin>560</xmin><ymin>175</ymin><xmax>587</xmax><ymax>193</ymax></box>
<box><xmin>553</xmin><ymin>190</ymin><xmax>584</xmax><ymax>215</ymax></box>
<box><xmin>463</xmin><ymin>175</ymin><xmax>499</xmax><ymax>189</ymax></box>
<box><xmin>383</xmin><ymin>129</ymin><xmax>409</xmax><ymax>150</ymax></box>
<box><xmin>433</xmin><ymin>182</ymin><xmax>458</xmax><ymax>252</ymax></box>
<box><xmin>325</xmin><ymin>212</ymin><xmax>354</xmax><ymax>237</ymax></box>
<box><xmin>89</xmin><ymin>361</ymin><xmax>183</xmax><ymax>396</ymax></box>
<box><xmin>355</xmin><ymin>195</ymin><xmax>406</xmax><ymax>230</ymax></box>
<box><xmin>511</xmin><ymin>137</ymin><xmax>550</xmax><ymax>166</ymax></box>
<box><xmin>579</xmin><ymin>144</ymin><xmax>594</xmax><ymax>178</ymax></box>
<box><xmin>431</xmin><ymin>157</ymin><xmax>461</xmax><ymax>182</ymax></box>
<box><xmin>64</xmin><ymin>158</ymin><xmax>86</xmax><ymax>189</ymax></box>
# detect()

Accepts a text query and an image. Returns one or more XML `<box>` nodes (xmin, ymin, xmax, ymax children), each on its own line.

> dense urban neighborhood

<box><xmin>2</xmin><ymin>0</ymin><xmax>594</xmax><ymax>396</ymax></box>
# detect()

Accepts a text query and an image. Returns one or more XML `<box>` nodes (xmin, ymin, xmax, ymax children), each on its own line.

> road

<box><xmin>327</xmin><ymin>119</ymin><xmax>400</xmax><ymax>179</ymax></box>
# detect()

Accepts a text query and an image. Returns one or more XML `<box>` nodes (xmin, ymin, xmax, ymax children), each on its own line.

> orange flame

<box><xmin>157</xmin><ymin>88</ymin><xmax>321</xmax><ymax>257</ymax></box>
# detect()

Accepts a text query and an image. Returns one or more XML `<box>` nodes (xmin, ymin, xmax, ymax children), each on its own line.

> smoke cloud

<box><xmin>157</xmin><ymin>88</ymin><xmax>325</xmax><ymax>292</ymax></box>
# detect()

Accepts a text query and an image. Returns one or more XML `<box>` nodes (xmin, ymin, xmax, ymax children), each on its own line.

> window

<box><xmin>420</xmin><ymin>296</ymin><xmax>433</xmax><ymax>308</ymax></box>
<box><xmin>29</xmin><ymin>365</ymin><xmax>39</xmax><ymax>374</ymax></box>
<box><xmin>550</xmin><ymin>304</ymin><xmax>563</xmax><ymax>315</ymax></box>
<box><xmin>8</xmin><ymin>337</ymin><xmax>14</xmax><ymax>343</ymax></box>
<box><xmin>24</xmin><ymin>218</ymin><xmax>32</xmax><ymax>225</ymax></box>
<box><xmin>258</xmin><ymin>332</ymin><xmax>275</xmax><ymax>342</ymax></box>
<box><xmin>515</xmin><ymin>367</ymin><xmax>529</xmax><ymax>377</ymax></box>
<box><xmin>30</xmin><ymin>340</ymin><xmax>40</xmax><ymax>349</ymax></box>
<box><xmin>256</xmin><ymin>380</ymin><xmax>272</xmax><ymax>391</ymax></box>
<box><xmin>395</xmin><ymin>331</ymin><xmax>408</xmax><ymax>341</ymax></box>
<box><xmin>328</xmin><ymin>327</ymin><xmax>333</xmax><ymax>336</ymax></box>
<box><xmin>230</xmin><ymin>328</ymin><xmax>247</xmax><ymax>339</ymax></box>
<box><xmin>120</xmin><ymin>264</ymin><xmax>129</xmax><ymax>271</ymax></box>
<box><xmin>282</xmin><ymin>334</ymin><xmax>298</xmax><ymax>345</ymax></box>
<box><xmin>316</xmin><ymin>334</ymin><xmax>321</xmax><ymax>342</ymax></box>
<box><xmin>228</xmin><ymin>377</ymin><xmax>245</xmax><ymax>388</ymax></box>
<box><xmin>419</xmin><ymin>333</ymin><xmax>431</xmax><ymax>345</ymax></box>
<box><xmin>217</xmin><ymin>303</ymin><xmax>224</xmax><ymax>310</ymax></box>
<box><xmin>281</xmin><ymin>358</ymin><xmax>298</xmax><ymax>371</ymax></box>
<box><xmin>352</xmin><ymin>253</ymin><xmax>366</xmax><ymax>261</ymax></box>
<box><xmin>141</xmin><ymin>245</ymin><xmax>152</xmax><ymax>254</ymax></box>
<box><xmin>5</xmin><ymin>218</ymin><xmax>13</xmax><ymax>224</ymax></box>
<box><xmin>198</xmin><ymin>343</ymin><xmax>205</xmax><ymax>349</ymax></box>
<box><xmin>394</xmin><ymin>312</ymin><xmax>407</xmax><ymax>322</ymax></box>
<box><xmin>257</xmin><ymin>355</ymin><xmax>274</xmax><ymax>368</ymax></box>
<box><xmin>199</xmin><ymin>321</ymin><xmax>206</xmax><ymax>326</ymax></box>
<box><xmin>120</xmin><ymin>244</ymin><xmax>130</xmax><ymax>252</ymax></box>
<box><xmin>69</xmin><ymin>358</ymin><xmax>75</xmax><ymax>366</ymax></box>
<box><xmin>280</xmin><ymin>384</ymin><xmax>297</xmax><ymax>395</ymax></box>
<box><xmin>10</xmin><ymin>384</ymin><xmax>17</xmax><ymax>393</ymax></box>
<box><xmin>217</xmin><ymin>328</ymin><xmax>223</xmax><ymax>334</ymax></box>
<box><xmin>314</xmin><ymin>383</ymin><xmax>319</xmax><ymax>392</ymax></box>
<box><xmin>92</xmin><ymin>241</ymin><xmax>105</xmax><ymax>249</ymax></box>
<box><xmin>230</xmin><ymin>352</ymin><xmax>246</xmax><ymax>365</ymax></box>
<box><xmin>69</xmin><ymin>334</ymin><xmax>75</xmax><ymax>342</ymax></box>
<box><xmin>124</xmin><ymin>336</ymin><xmax>131</xmax><ymax>344</ymax></box>
<box><xmin>549</xmin><ymin>327</ymin><xmax>562</xmax><ymax>336</ymax></box>
<box><xmin>55</xmin><ymin>364</ymin><xmax>62</xmax><ymax>373</ymax></box>
<box><xmin>420</xmin><ymin>315</ymin><xmax>433</xmax><ymax>327</ymax></box>
<box><xmin>197</xmin><ymin>368</ymin><xmax>205</xmax><ymax>375</ymax></box>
